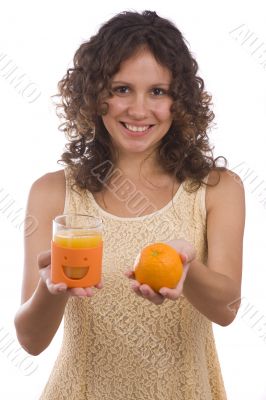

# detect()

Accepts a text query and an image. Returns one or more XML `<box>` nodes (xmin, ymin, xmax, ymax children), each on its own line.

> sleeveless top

<box><xmin>39</xmin><ymin>168</ymin><xmax>227</xmax><ymax>400</ymax></box>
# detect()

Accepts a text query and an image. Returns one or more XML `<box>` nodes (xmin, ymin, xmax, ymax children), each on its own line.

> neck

<box><xmin>114</xmin><ymin>151</ymin><xmax>164</xmax><ymax>181</ymax></box>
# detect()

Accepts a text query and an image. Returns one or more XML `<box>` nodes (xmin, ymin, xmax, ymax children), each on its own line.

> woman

<box><xmin>14</xmin><ymin>10</ymin><xmax>245</xmax><ymax>399</ymax></box>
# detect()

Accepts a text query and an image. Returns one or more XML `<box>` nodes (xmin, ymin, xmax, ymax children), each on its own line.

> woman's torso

<box><xmin>39</xmin><ymin>168</ymin><xmax>227</xmax><ymax>400</ymax></box>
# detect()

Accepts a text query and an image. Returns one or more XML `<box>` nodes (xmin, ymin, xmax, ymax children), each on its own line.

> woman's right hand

<box><xmin>38</xmin><ymin>250</ymin><xmax>103</xmax><ymax>297</ymax></box>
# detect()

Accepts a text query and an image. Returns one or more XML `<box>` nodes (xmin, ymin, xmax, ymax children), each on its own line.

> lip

<box><xmin>119</xmin><ymin>122</ymin><xmax>154</xmax><ymax>137</ymax></box>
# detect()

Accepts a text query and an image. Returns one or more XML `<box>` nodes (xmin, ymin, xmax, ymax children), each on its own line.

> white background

<box><xmin>0</xmin><ymin>0</ymin><xmax>265</xmax><ymax>399</ymax></box>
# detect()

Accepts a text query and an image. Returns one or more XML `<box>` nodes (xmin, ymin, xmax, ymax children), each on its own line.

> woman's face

<box><xmin>101</xmin><ymin>49</ymin><xmax>173</xmax><ymax>155</ymax></box>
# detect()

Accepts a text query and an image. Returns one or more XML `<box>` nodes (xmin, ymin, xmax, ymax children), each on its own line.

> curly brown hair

<box><xmin>54</xmin><ymin>10</ymin><xmax>226</xmax><ymax>192</ymax></box>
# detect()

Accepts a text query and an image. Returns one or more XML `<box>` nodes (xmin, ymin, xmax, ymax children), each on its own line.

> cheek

<box><xmin>106</xmin><ymin>98</ymin><xmax>127</xmax><ymax>115</ymax></box>
<box><xmin>102</xmin><ymin>100</ymin><xmax>128</xmax><ymax>132</ymax></box>
<box><xmin>155</xmin><ymin>108</ymin><xmax>173</xmax><ymax>122</ymax></box>
<box><xmin>153</xmin><ymin>101</ymin><xmax>173</xmax><ymax>121</ymax></box>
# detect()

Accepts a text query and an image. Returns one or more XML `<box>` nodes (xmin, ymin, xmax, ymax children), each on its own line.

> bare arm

<box><xmin>14</xmin><ymin>170</ymin><xmax>69</xmax><ymax>355</ymax></box>
<box><xmin>182</xmin><ymin>170</ymin><xmax>245</xmax><ymax>325</ymax></box>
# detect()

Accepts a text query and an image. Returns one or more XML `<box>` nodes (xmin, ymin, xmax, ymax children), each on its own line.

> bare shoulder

<box><xmin>29</xmin><ymin>169</ymin><xmax>65</xmax><ymax>215</ymax></box>
<box><xmin>21</xmin><ymin>169</ymin><xmax>66</xmax><ymax>303</ymax></box>
<box><xmin>206</xmin><ymin>168</ymin><xmax>245</xmax><ymax>214</ymax></box>
<box><xmin>31</xmin><ymin>169</ymin><xmax>65</xmax><ymax>194</ymax></box>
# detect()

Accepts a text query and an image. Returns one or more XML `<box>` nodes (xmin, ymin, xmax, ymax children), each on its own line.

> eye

<box><xmin>112</xmin><ymin>86</ymin><xmax>130</xmax><ymax>95</ymax></box>
<box><xmin>151</xmin><ymin>88</ymin><xmax>166</xmax><ymax>96</ymax></box>
<box><xmin>64</xmin><ymin>256</ymin><xmax>68</xmax><ymax>260</ymax></box>
<box><xmin>83</xmin><ymin>257</ymin><xmax>88</xmax><ymax>261</ymax></box>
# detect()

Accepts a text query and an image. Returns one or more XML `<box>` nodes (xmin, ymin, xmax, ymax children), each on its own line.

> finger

<box><xmin>37</xmin><ymin>250</ymin><xmax>51</xmax><ymax>269</ymax></box>
<box><xmin>159</xmin><ymin>264</ymin><xmax>190</xmax><ymax>299</ymax></box>
<box><xmin>159</xmin><ymin>287</ymin><xmax>180</xmax><ymax>300</ymax></box>
<box><xmin>124</xmin><ymin>270</ymin><xmax>135</xmax><ymax>279</ymax></box>
<box><xmin>94</xmin><ymin>278</ymin><xmax>104</xmax><ymax>289</ymax></box>
<box><xmin>81</xmin><ymin>287</ymin><xmax>95</xmax><ymax>297</ymax></box>
<box><xmin>131</xmin><ymin>281</ymin><xmax>149</xmax><ymax>299</ymax></box>
<box><xmin>45</xmin><ymin>277</ymin><xmax>68</xmax><ymax>295</ymax></box>
<box><xmin>39</xmin><ymin>267</ymin><xmax>68</xmax><ymax>295</ymax></box>
<box><xmin>179</xmin><ymin>252</ymin><xmax>188</xmax><ymax>264</ymax></box>
<box><xmin>39</xmin><ymin>265</ymin><xmax>51</xmax><ymax>283</ymax></box>
<box><xmin>139</xmin><ymin>284</ymin><xmax>153</xmax><ymax>296</ymax></box>
<box><xmin>131</xmin><ymin>283</ymin><xmax>164</xmax><ymax>305</ymax></box>
<box><xmin>131</xmin><ymin>280</ymin><xmax>141</xmax><ymax>293</ymax></box>
<box><xmin>178</xmin><ymin>263</ymin><xmax>190</xmax><ymax>287</ymax></box>
<box><xmin>69</xmin><ymin>287</ymin><xmax>94</xmax><ymax>297</ymax></box>
<box><xmin>138</xmin><ymin>284</ymin><xmax>165</xmax><ymax>305</ymax></box>
<box><xmin>164</xmin><ymin>239</ymin><xmax>195</xmax><ymax>264</ymax></box>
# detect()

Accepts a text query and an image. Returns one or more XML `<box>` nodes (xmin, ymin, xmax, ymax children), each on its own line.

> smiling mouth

<box><xmin>120</xmin><ymin>122</ymin><xmax>154</xmax><ymax>132</ymax></box>
<box><xmin>63</xmin><ymin>266</ymin><xmax>90</xmax><ymax>279</ymax></box>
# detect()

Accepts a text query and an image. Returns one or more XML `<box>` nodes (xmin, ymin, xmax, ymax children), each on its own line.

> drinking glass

<box><xmin>51</xmin><ymin>214</ymin><xmax>103</xmax><ymax>288</ymax></box>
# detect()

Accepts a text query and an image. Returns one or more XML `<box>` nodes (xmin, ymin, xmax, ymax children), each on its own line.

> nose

<box><xmin>127</xmin><ymin>94</ymin><xmax>149</xmax><ymax>120</ymax></box>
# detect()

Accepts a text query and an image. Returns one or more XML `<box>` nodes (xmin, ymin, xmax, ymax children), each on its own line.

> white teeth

<box><xmin>124</xmin><ymin>123</ymin><xmax>150</xmax><ymax>132</ymax></box>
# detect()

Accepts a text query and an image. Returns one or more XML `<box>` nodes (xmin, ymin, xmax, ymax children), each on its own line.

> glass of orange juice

<box><xmin>51</xmin><ymin>214</ymin><xmax>103</xmax><ymax>288</ymax></box>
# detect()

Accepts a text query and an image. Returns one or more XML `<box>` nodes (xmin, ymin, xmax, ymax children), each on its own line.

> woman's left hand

<box><xmin>124</xmin><ymin>239</ymin><xmax>196</xmax><ymax>305</ymax></box>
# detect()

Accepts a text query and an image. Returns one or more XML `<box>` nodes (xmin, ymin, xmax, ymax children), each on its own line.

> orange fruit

<box><xmin>134</xmin><ymin>242</ymin><xmax>183</xmax><ymax>292</ymax></box>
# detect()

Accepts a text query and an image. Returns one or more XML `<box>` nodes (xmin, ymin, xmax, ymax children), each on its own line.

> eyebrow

<box><xmin>111</xmin><ymin>80</ymin><xmax>170</xmax><ymax>87</ymax></box>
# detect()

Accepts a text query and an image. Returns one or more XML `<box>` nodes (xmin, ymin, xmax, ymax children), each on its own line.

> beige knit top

<box><xmin>40</xmin><ymin>168</ymin><xmax>227</xmax><ymax>400</ymax></box>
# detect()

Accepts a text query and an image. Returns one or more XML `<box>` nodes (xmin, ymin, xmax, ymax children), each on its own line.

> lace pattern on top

<box><xmin>40</xmin><ymin>168</ymin><xmax>227</xmax><ymax>400</ymax></box>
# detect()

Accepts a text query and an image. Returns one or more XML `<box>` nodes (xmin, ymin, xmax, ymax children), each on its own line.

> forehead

<box><xmin>112</xmin><ymin>49</ymin><xmax>172</xmax><ymax>84</ymax></box>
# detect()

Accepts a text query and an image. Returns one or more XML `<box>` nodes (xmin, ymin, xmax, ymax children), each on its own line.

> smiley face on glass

<box><xmin>51</xmin><ymin>243</ymin><xmax>103</xmax><ymax>287</ymax></box>
<box><xmin>61</xmin><ymin>251</ymin><xmax>90</xmax><ymax>279</ymax></box>
<box><xmin>52</xmin><ymin>245</ymin><xmax>93</xmax><ymax>281</ymax></box>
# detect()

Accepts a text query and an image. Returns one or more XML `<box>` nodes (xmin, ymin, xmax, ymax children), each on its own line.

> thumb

<box><xmin>179</xmin><ymin>252</ymin><xmax>189</xmax><ymax>265</ymax></box>
<box><xmin>39</xmin><ymin>264</ymin><xmax>51</xmax><ymax>284</ymax></box>
<box><xmin>37</xmin><ymin>250</ymin><xmax>51</xmax><ymax>269</ymax></box>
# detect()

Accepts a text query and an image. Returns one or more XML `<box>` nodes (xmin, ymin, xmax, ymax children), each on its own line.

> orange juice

<box><xmin>54</xmin><ymin>232</ymin><xmax>102</xmax><ymax>248</ymax></box>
